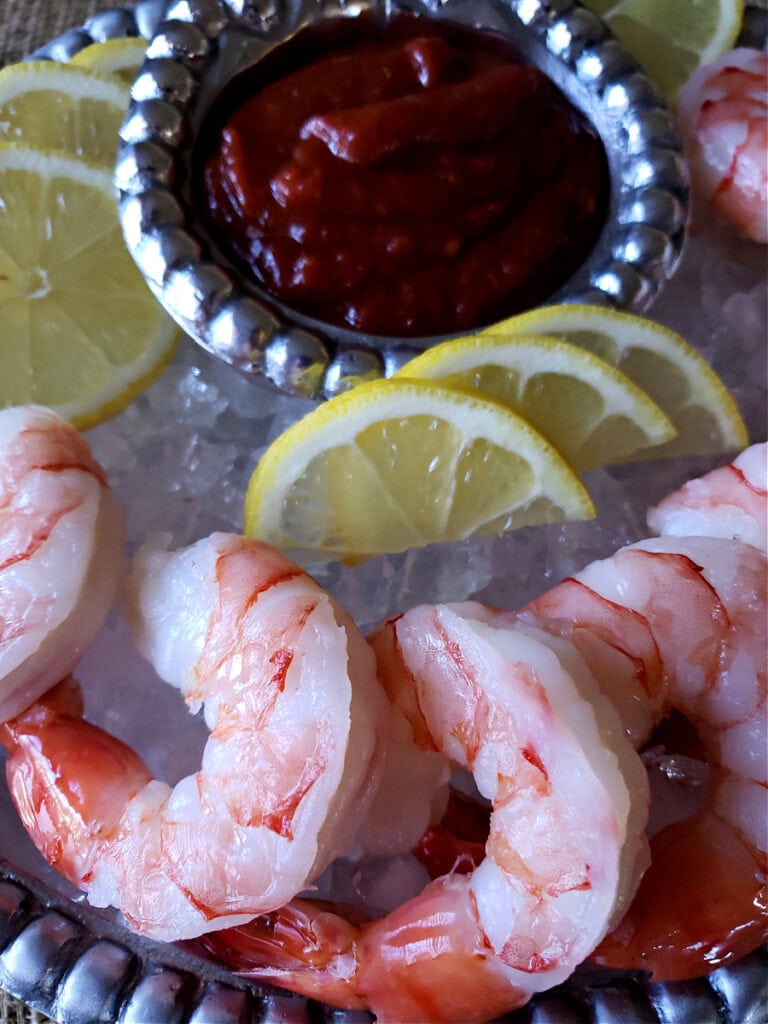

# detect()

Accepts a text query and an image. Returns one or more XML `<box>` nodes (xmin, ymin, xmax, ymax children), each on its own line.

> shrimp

<box><xmin>520</xmin><ymin>446</ymin><xmax>766</xmax><ymax>747</ymax></box>
<box><xmin>0</xmin><ymin>533</ymin><xmax>389</xmax><ymax>941</ymax></box>
<box><xmin>677</xmin><ymin>48</ymin><xmax>768</xmax><ymax>244</ymax></box>
<box><xmin>647</xmin><ymin>442</ymin><xmax>767</xmax><ymax>552</ymax></box>
<box><xmin>202</xmin><ymin>604</ymin><xmax>649</xmax><ymax>1023</ymax></box>
<box><xmin>515</xmin><ymin>447</ymin><xmax>768</xmax><ymax>978</ymax></box>
<box><xmin>395</xmin><ymin>454</ymin><xmax>767</xmax><ymax>984</ymax></box>
<box><xmin>589</xmin><ymin>533</ymin><xmax>767</xmax><ymax>978</ymax></box>
<box><xmin>0</xmin><ymin>405</ymin><xmax>124</xmax><ymax>722</ymax></box>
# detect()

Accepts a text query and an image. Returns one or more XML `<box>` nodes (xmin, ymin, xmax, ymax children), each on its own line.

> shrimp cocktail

<box><xmin>0</xmin><ymin>0</ymin><xmax>766</xmax><ymax>1022</ymax></box>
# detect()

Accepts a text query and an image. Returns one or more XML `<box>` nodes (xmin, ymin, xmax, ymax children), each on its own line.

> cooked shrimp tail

<box><xmin>0</xmin><ymin>406</ymin><xmax>124</xmax><ymax>722</ymax></box>
<box><xmin>198</xmin><ymin>898</ymin><xmax>366</xmax><ymax>1011</ymax></box>
<box><xmin>1</xmin><ymin>677</ymin><xmax>154</xmax><ymax>890</ymax></box>
<box><xmin>412</xmin><ymin>787</ymin><xmax>488</xmax><ymax>879</ymax></box>
<box><xmin>595</xmin><ymin>807</ymin><xmax>767</xmax><ymax>978</ymax></box>
<box><xmin>203</xmin><ymin>880</ymin><xmax>522</xmax><ymax>1023</ymax></box>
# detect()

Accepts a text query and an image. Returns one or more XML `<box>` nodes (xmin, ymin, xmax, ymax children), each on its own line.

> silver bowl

<box><xmin>116</xmin><ymin>0</ymin><xmax>689</xmax><ymax>399</ymax></box>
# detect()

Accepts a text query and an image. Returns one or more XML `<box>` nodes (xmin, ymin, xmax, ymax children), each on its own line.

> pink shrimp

<box><xmin>511</xmin><ymin>446</ymin><xmax>768</xmax><ymax>978</ymax></box>
<box><xmin>0</xmin><ymin>405</ymin><xmax>124</xmax><ymax>722</ymax></box>
<box><xmin>677</xmin><ymin>48</ymin><xmax>768</xmax><ymax>243</ymax></box>
<box><xmin>647</xmin><ymin>441</ymin><xmax>767</xmax><ymax>552</ymax></box>
<box><xmin>202</xmin><ymin>604</ymin><xmax>649</xmax><ymax>1023</ymax></box>
<box><xmin>585</xmin><ymin>529</ymin><xmax>767</xmax><ymax>978</ymax></box>
<box><xmin>591</xmin><ymin>447</ymin><xmax>768</xmax><ymax>977</ymax></box>
<box><xmin>391</xmin><ymin>449</ymin><xmax>767</xmax><ymax>985</ymax></box>
<box><xmin>0</xmin><ymin>533</ymin><xmax>391</xmax><ymax>941</ymax></box>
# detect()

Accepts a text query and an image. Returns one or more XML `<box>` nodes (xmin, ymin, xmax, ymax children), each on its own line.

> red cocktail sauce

<box><xmin>201</xmin><ymin>17</ymin><xmax>608</xmax><ymax>337</ymax></box>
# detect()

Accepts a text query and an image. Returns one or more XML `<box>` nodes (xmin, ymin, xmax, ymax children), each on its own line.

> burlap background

<box><xmin>1</xmin><ymin>0</ymin><xmax>120</xmax><ymax>67</ymax></box>
<box><xmin>0</xmin><ymin>990</ymin><xmax>53</xmax><ymax>1024</ymax></box>
<box><xmin>1</xmin><ymin>2</ymin><xmax>129</xmax><ymax>1021</ymax></box>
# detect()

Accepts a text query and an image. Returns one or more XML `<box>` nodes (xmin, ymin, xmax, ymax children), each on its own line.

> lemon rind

<box><xmin>69</xmin><ymin>38</ymin><xmax>148</xmax><ymax>77</ymax></box>
<box><xmin>0</xmin><ymin>142</ymin><xmax>115</xmax><ymax>191</ymax></box>
<box><xmin>0</xmin><ymin>61</ymin><xmax>130</xmax><ymax>107</ymax></box>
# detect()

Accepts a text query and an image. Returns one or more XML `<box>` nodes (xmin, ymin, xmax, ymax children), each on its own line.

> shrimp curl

<box><xmin>1</xmin><ymin>533</ymin><xmax>391</xmax><ymax>940</ymax></box>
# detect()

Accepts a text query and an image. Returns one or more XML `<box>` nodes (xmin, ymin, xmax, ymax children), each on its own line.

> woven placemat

<box><xmin>0</xmin><ymin>0</ymin><xmax>121</xmax><ymax>67</ymax></box>
<box><xmin>0</xmin><ymin>990</ymin><xmax>53</xmax><ymax>1024</ymax></box>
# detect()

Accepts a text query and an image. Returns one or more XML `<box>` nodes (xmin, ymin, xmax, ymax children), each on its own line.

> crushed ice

<box><xmin>75</xmin><ymin>209</ymin><xmax>767</xmax><ymax>773</ymax></box>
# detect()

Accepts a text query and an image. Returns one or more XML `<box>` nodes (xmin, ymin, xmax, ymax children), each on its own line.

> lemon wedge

<box><xmin>396</xmin><ymin>333</ymin><xmax>676</xmax><ymax>471</ymax></box>
<box><xmin>494</xmin><ymin>305</ymin><xmax>747</xmax><ymax>458</ymax></box>
<box><xmin>0</xmin><ymin>62</ymin><xmax>129</xmax><ymax>167</ymax></box>
<box><xmin>0</xmin><ymin>145</ymin><xmax>178</xmax><ymax>428</ymax></box>
<box><xmin>70</xmin><ymin>38</ymin><xmax>147</xmax><ymax>84</ymax></box>
<box><xmin>582</xmin><ymin>0</ymin><xmax>743</xmax><ymax>101</ymax></box>
<box><xmin>244</xmin><ymin>380</ymin><xmax>594</xmax><ymax>559</ymax></box>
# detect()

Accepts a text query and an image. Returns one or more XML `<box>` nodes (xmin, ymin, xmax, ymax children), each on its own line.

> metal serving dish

<box><xmin>115</xmin><ymin>0</ymin><xmax>690</xmax><ymax>399</ymax></box>
<box><xmin>1</xmin><ymin>5</ymin><xmax>764</xmax><ymax>1024</ymax></box>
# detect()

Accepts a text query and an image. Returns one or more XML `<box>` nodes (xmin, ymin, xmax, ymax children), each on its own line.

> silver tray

<box><xmin>115</xmin><ymin>0</ymin><xmax>690</xmax><ymax>399</ymax></box>
<box><xmin>3</xmin><ymin>4</ymin><xmax>766</xmax><ymax>1024</ymax></box>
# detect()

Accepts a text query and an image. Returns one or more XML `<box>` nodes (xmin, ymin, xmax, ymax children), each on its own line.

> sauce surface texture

<box><xmin>202</xmin><ymin>18</ymin><xmax>608</xmax><ymax>337</ymax></box>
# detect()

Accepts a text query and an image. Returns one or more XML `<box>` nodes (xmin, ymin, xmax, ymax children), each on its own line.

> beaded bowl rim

<box><xmin>115</xmin><ymin>0</ymin><xmax>690</xmax><ymax>399</ymax></box>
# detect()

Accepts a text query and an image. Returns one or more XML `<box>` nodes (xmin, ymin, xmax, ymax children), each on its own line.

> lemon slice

<box><xmin>0</xmin><ymin>62</ymin><xmax>129</xmax><ymax>167</ymax></box>
<box><xmin>396</xmin><ymin>334</ymin><xmax>676</xmax><ymax>472</ymax></box>
<box><xmin>70</xmin><ymin>38</ymin><xmax>147</xmax><ymax>84</ymax></box>
<box><xmin>244</xmin><ymin>380</ymin><xmax>594</xmax><ymax>559</ymax></box>
<box><xmin>493</xmin><ymin>305</ymin><xmax>747</xmax><ymax>458</ymax></box>
<box><xmin>0</xmin><ymin>145</ymin><xmax>178</xmax><ymax>428</ymax></box>
<box><xmin>582</xmin><ymin>0</ymin><xmax>743</xmax><ymax>101</ymax></box>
